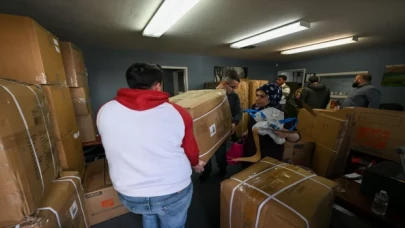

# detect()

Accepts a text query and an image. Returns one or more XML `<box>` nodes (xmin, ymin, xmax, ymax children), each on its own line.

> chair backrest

<box><xmin>379</xmin><ymin>103</ymin><xmax>404</xmax><ymax>111</ymax></box>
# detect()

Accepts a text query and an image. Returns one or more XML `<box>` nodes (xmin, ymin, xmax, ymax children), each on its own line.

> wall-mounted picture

<box><xmin>381</xmin><ymin>64</ymin><xmax>405</xmax><ymax>87</ymax></box>
<box><xmin>214</xmin><ymin>66</ymin><xmax>248</xmax><ymax>82</ymax></box>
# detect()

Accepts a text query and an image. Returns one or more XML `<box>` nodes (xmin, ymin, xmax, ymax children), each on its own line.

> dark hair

<box><xmin>223</xmin><ymin>70</ymin><xmax>241</xmax><ymax>83</ymax></box>
<box><xmin>359</xmin><ymin>73</ymin><xmax>372</xmax><ymax>82</ymax></box>
<box><xmin>308</xmin><ymin>75</ymin><xmax>319</xmax><ymax>83</ymax></box>
<box><xmin>126</xmin><ymin>63</ymin><xmax>164</xmax><ymax>89</ymax></box>
<box><xmin>277</xmin><ymin>75</ymin><xmax>287</xmax><ymax>81</ymax></box>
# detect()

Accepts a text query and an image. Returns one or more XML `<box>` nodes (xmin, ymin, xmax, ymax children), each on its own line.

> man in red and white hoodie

<box><xmin>97</xmin><ymin>63</ymin><xmax>205</xmax><ymax>228</ymax></box>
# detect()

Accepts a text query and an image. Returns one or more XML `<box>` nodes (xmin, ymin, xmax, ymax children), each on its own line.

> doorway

<box><xmin>161</xmin><ymin>66</ymin><xmax>188</xmax><ymax>96</ymax></box>
<box><xmin>277</xmin><ymin>68</ymin><xmax>306</xmax><ymax>100</ymax></box>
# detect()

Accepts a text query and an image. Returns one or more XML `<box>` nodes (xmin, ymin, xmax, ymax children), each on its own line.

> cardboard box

<box><xmin>42</xmin><ymin>85</ymin><xmax>78</xmax><ymax>141</ymax></box>
<box><xmin>83</xmin><ymin>159</ymin><xmax>128</xmax><ymax>225</ymax></box>
<box><xmin>349</xmin><ymin>108</ymin><xmax>405</xmax><ymax>162</ymax></box>
<box><xmin>56</xmin><ymin>128</ymin><xmax>85</xmax><ymax>177</ymax></box>
<box><xmin>284</xmin><ymin>141</ymin><xmax>315</xmax><ymax>167</ymax></box>
<box><xmin>310</xmin><ymin>113</ymin><xmax>348</xmax><ymax>151</ymax></box>
<box><xmin>169</xmin><ymin>90</ymin><xmax>232</xmax><ymax>163</ymax></box>
<box><xmin>248</xmin><ymin>80</ymin><xmax>268</xmax><ymax>107</ymax></box>
<box><xmin>70</xmin><ymin>87</ymin><xmax>92</xmax><ymax>115</ymax></box>
<box><xmin>77</xmin><ymin>114</ymin><xmax>97</xmax><ymax>142</ymax></box>
<box><xmin>236</xmin><ymin>79</ymin><xmax>249</xmax><ymax>109</ymax></box>
<box><xmin>0</xmin><ymin>14</ymin><xmax>66</xmax><ymax>85</ymax></box>
<box><xmin>296</xmin><ymin>109</ymin><xmax>316</xmax><ymax>141</ymax></box>
<box><xmin>311</xmin><ymin>143</ymin><xmax>338</xmax><ymax>178</ymax></box>
<box><xmin>17</xmin><ymin>173</ymin><xmax>89</xmax><ymax>228</ymax></box>
<box><xmin>0</xmin><ymin>80</ymin><xmax>58</xmax><ymax>227</ymax></box>
<box><xmin>60</xmin><ymin>42</ymin><xmax>88</xmax><ymax>87</ymax></box>
<box><xmin>314</xmin><ymin>109</ymin><xmax>355</xmax><ymax>177</ymax></box>
<box><xmin>220</xmin><ymin>157</ymin><xmax>335</xmax><ymax>228</ymax></box>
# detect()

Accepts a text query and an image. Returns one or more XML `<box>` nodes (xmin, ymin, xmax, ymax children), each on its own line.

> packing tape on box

<box><xmin>73</xmin><ymin>97</ymin><xmax>86</xmax><ymax>104</ymax></box>
<box><xmin>59</xmin><ymin>175</ymin><xmax>84</xmax><ymax>191</ymax></box>
<box><xmin>54</xmin><ymin>178</ymin><xmax>89</xmax><ymax>228</ymax></box>
<box><xmin>228</xmin><ymin>162</ymin><xmax>285</xmax><ymax>227</ymax></box>
<box><xmin>0</xmin><ymin>84</ymin><xmax>45</xmax><ymax>195</ymax></box>
<box><xmin>193</xmin><ymin>93</ymin><xmax>228</xmax><ymax>122</ymax></box>
<box><xmin>28</xmin><ymin>85</ymin><xmax>58</xmax><ymax>177</ymax></box>
<box><xmin>199</xmin><ymin>131</ymin><xmax>230</xmax><ymax>158</ymax></box>
<box><xmin>193</xmin><ymin>93</ymin><xmax>230</xmax><ymax>158</ymax></box>
<box><xmin>1</xmin><ymin>79</ymin><xmax>58</xmax><ymax>178</ymax></box>
<box><xmin>228</xmin><ymin>160</ymin><xmax>333</xmax><ymax>228</ymax></box>
<box><xmin>37</xmin><ymin>207</ymin><xmax>61</xmax><ymax>228</ymax></box>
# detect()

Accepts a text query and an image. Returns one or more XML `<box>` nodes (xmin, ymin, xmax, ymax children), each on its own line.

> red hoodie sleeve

<box><xmin>170</xmin><ymin>103</ymin><xmax>199</xmax><ymax>166</ymax></box>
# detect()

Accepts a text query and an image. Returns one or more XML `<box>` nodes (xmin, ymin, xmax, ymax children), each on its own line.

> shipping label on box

<box><xmin>350</xmin><ymin>108</ymin><xmax>405</xmax><ymax>162</ymax></box>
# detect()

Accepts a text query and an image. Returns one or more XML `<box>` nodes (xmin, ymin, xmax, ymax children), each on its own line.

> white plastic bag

<box><xmin>249</xmin><ymin>107</ymin><xmax>285</xmax><ymax>144</ymax></box>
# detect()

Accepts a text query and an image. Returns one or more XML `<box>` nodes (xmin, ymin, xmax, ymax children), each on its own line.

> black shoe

<box><xmin>199</xmin><ymin>173</ymin><xmax>210</xmax><ymax>182</ymax></box>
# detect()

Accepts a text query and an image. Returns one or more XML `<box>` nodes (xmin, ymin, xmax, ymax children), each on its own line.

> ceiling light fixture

<box><xmin>281</xmin><ymin>37</ymin><xmax>359</xmax><ymax>55</ymax></box>
<box><xmin>143</xmin><ymin>0</ymin><xmax>201</xmax><ymax>38</ymax></box>
<box><xmin>230</xmin><ymin>20</ymin><xmax>311</xmax><ymax>49</ymax></box>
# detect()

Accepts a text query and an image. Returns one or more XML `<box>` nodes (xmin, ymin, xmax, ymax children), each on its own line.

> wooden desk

<box><xmin>334</xmin><ymin>178</ymin><xmax>405</xmax><ymax>228</ymax></box>
<box><xmin>82</xmin><ymin>136</ymin><xmax>102</xmax><ymax>147</ymax></box>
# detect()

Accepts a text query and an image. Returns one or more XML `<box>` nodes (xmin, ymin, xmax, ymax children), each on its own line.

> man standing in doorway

<box><xmin>300</xmin><ymin>75</ymin><xmax>331</xmax><ymax>109</ymax></box>
<box><xmin>276</xmin><ymin>75</ymin><xmax>290</xmax><ymax>109</ymax></box>
<box><xmin>97</xmin><ymin>63</ymin><xmax>205</xmax><ymax>228</ymax></box>
<box><xmin>342</xmin><ymin>73</ymin><xmax>381</xmax><ymax>109</ymax></box>
<box><xmin>200</xmin><ymin>71</ymin><xmax>242</xmax><ymax>181</ymax></box>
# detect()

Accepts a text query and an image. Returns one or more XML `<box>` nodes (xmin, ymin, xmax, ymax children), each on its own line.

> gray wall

<box><xmin>277</xmin><ymin>45</ymin><xmax>405</xmax><ymax>106</ymax></box>
<box><xmin>82</xmin><ymin>47</ymin><xmax>275</xmax><ymax>112</ymax></box>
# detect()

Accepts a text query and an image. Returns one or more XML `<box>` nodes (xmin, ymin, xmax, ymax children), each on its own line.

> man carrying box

<box><xmin>97</xmin><ymin>63</ymin><xmax>205</xmax><ymax>228</ymax></box>
<box><xmin>200</xmin><ymin>71</ymin><xmax>242</xmax><ymax>181</ymax></box>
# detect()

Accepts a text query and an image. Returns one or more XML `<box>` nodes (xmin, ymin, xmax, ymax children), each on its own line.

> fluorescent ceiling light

<box><xmin>281</xmin><ymin>37</ymin><xmax>359</xmax><ymax>55</ymax></box>
<box><xmin>230</xmin><ymin>20</ymin><xmax>311</xmax><ymax>49</ymax></box>
<box><xmin>143</xmin><ymin>0</ymin><xmax>200</xmax><ymax>38</ymax></box>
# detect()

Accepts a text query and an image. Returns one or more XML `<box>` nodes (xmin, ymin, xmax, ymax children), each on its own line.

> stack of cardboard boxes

<box><xmin>295</xmin><ymin>108</ymin><xmax>353</xmax><ymax>178</ymax></box>
<box><xmin>60</xmin><ymin>42</ymin><xmax>97</xmax><ymax>143</ymax></box>
<box><xmin>294</xmin><ymin>106</ymin><xmax>405</xmax><ymax>178</ymax></box>
<box><xmin>0</xmin><ymin>14</ymin><xmax>90</xmax><ymax>227</ymax></box>
<box><xmin>0</xmin><ymin>14</ymin><xmax>126</xmax><ymax>227</ymax></box>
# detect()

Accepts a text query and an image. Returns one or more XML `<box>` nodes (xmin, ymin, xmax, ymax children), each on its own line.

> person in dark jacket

<box><xmin>242</xmin><ymin>83</ymin><xmax>300</xmax><ymax>169</ymax></box>
<box><xmin>200</xmin><ymin>71</ymin><xmax>242</xmax><ymax>181</ymax></box>
<box><xmin>284</xmin><ymin>88</ymin><xmax>303</xmax><ymax>118</ymax></box>
<box><xmin>300</xmin><ymin>76</ymin><xmax>330</xmax><ymax>109</ymax></box>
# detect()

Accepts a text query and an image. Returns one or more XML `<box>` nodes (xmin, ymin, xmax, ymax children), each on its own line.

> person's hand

<box><xmin>274</xmin><ymin>128</ymin><xmax>290</xmax><ymax>139</ymax></box>
<box><xmin>231</xmin><ymin>123</ymin><xmax>236</xmax><ymax>134</ymax></box>
<box><xmin>193</xmin><ymin>160</ymin><xmax>206</xmax><ymax>173</ymax></box>
<box><xmin>241</xmin><ymin>130</ymin><xmax>248</xmax><ymax>137</ymax></box>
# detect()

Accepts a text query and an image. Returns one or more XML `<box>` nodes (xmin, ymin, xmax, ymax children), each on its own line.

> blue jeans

<box><xmin>118</xmin><ymin>183</ymin><xmax>193</xmax><ymax>228</ymax></box>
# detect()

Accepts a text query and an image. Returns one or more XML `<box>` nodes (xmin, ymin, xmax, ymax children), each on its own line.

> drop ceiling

<box><xmin>1</xmin><ymin>0</ymin><xmax>405</xmax><ymax>61</ymax></box>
